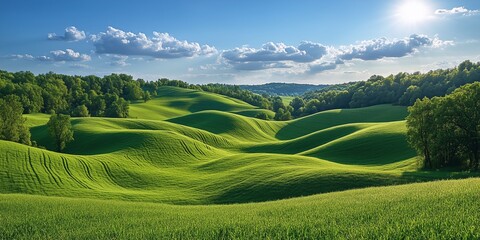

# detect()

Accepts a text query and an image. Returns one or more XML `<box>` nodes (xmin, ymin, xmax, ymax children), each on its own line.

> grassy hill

<box><xmin>128</xmin><ymin>87</ymin><xmax>262</xmax><ymax>120</ymax></box>
<box><xmin>1</xmin><ymin>86</ymin><xmax>473</xmax><ymax>204</ymax></box>
<box><xmin>1</xmin><ymin>178</ymin><xmax>479</xmax><ymax>239</ymax></box>
<box><xmin>0</xmin><ymin>85</ymin><xmax>477</xmax><ymax>238</ymax></box>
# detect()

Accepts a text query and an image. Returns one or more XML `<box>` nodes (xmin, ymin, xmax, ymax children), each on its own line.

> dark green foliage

<box><xmin>47</xmin><ymin>113</ymin><xmax>74</xmax><ymax>152</ymax></box>
<box><xmin>406</xmin><ymin>82</ymin><xmax>480</xmax><ymax>170</ymax></box>
<box><xmin>87</xmin><ymin>93</ymin><xmax>106</xmax><ymax>116</ymax></box>
<box><xmin>240</xmin><ymin>82</ymin><xmax>327</xmax><ymax>95</ymax></box>
<box><xmin>303</xmin><ymin>60</ymin><xmax>480</xmax><ymax>114</ymax></box>
<box><xmin>2</xmin><ymin>70</ymin><xmax>274</xmax><ymax>118</ymax></box>
<box><xmin>271</xmin><ymin>96</ymin><xmax>285</xmax><ymax>112</ymax></box>
<box><xmin>254</xmin><ymin>112</ymin><xmax>270</xmax><ymax>120</ymax></box>
<box><xmin>305</xmin><ymin>99</ymin><xmax>319</xmax><ymax>115</ymax></box>
<box><xmin>1</xmin><ymin>60</ymin><xmax>478</xmax><ymax>121</ymax></box>
<box><xmin>0</xmin><ymin>71</ymin><xmax>134</xmax><ymax>118</ymax></box>
<box><xmin>105</xmin><ymin>96</ymin><xmax>129</xmax><ymax>118</ymax></box>
<box><xmin>406</xmin><ymin>97</ymin><xmax>436</xmax><ymax>168</ymax></box>
<box><xmin>0</xmin><ymin>95</ymin><xmax>31</xmax><ymax>145</ymax></box>
<box><xmin>274</xmin><ymin>107</ymin><xmax>292</xmax><ymax>121</ymax></box>
<box><xmin>71</xmin><ymin>105</ymin><xmax>90</xmax><ymax>117</ymax></box>
<box><xmin>289</xmin><ymin>97</ymin><xmax>305</xmax><ymax>117</ymax></box>
<box><xmin>143</xmin><ymin>91</ymin><xmax>151</xmax><ymax>103</ymax></box>
<box><xmin>123</xmin><ymin>81</ymin><xmax>143</xmax><ymax>101</ymax></box>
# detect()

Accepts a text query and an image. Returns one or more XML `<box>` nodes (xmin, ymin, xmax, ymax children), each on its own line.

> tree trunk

<box><xmin>57</xmin><ymin>139</ymin><xmax>62</xmax><ymax>152</ymax></box>
<box><xmin>424</xmin><ymin>147</ymin><xmax>431</xmax><ymax>169</ymax></box>
<box><xmin>467</xmin><ymin>138</ymin><xmax>479</xmax><ymax>170</ymax></box>
<box><xmin>473</xmin><ymin>140</ymin><xmax>479</xmax><ymax>171</ymax></box>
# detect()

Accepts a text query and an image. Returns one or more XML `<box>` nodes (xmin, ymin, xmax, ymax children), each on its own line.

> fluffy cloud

<box><xmin>337</xmin><ymin>34</ymin><xmax>446</xmax><ymax>61</ymax></box>
<box><xmin>220</xmin><ymin>34</ymin><xmax>452</xmax><ymax>74</ymax></box>
<box><xmin>221</xmin><ymin>42</ymin><xmax>327</xmax><ymax>70</ymax></box>
<box><xmin>435</xmin><ymin>7</ymin><xmax>480</xmax><ymax>16</ymax></box>
<box><xmin>10</xmin><ymin>49</ymin><xmax>90</xmax><ymax>62</ymax></box>
<box><xmin>41</xmin><ymin>49</ymin><xmax>91</xmax><ymax>62</ymax></box>
<box><xmin>91</xmin><ymin>26</ymin><xmax>216</xmax><ymax>59</ymax></box>
<box><xmin>307</xmin><ymin>59</ymin><xmax>343</xmax><ymax>74</ymax></box>
<box><xmin>48</xmin><ymin>26</ymin><xmax>86</xmax><ymax>41</ymax></box>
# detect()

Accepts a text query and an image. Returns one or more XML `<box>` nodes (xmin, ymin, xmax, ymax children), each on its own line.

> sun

<box><xmin>395</xmin><ymin>0</ymin><xmax>431</xmax><ymax>26</ymax></box>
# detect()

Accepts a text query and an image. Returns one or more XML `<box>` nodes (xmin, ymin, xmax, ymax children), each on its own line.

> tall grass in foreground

<box><xmin>1</xmin><ymin>178</ymin><xmax>479</xmax><ymax>239</ymax></box>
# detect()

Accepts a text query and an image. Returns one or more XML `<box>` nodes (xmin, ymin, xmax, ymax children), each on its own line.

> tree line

<box><xmin>296</xmin><ymin>60</ymin><xmax>480</xmax><ymax>117</ymax></box>
<box><xmin>240</xmin><ymin>83</ymin><xmax>327</xmax><ymax>96</ymax></box>
<box><xmin>247</xmin><ymin>60</ymin><xmax>480</xmax><ymax>121</ymax></box>
<box><xmin>0</xmin><ymin>70</ymin><xmax>277</xmax><ymax>118</ymax></box>
<box><xmin>0</xmin><ymin>95</ymin><xmax>73</xmax><ymax>152</ymax></box>
<box><xmin>0</xmin><ymin>71</ymin><xmax>143</xmax><ymax>117</ymax></box>
<box><xmin>1</xmin><ymin>60</ymin><xmax>479</xmax><ymax>122</ymax></box>
<box><xmin>406</xmin><ymin>82</ymin><xmax>479</xmax><ymax>170</ymax></box>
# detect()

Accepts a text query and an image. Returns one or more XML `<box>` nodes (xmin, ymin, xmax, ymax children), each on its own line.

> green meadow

<box><xmin>1</xmin><ymin>86</ymin><xmax>478</xmax><ymax>238</ymax></box>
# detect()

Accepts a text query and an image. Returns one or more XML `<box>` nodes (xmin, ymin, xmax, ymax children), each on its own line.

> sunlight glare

<box><xmin>395</xmin><ymin>0</ymin><xmax>431</xmax><ymax>26</ymax></box>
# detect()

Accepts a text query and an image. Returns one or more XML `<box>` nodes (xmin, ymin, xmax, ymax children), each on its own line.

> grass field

<box><xmin>280</xmin><ymin>95</ymin><xmax>295</xmax><ymax>105</ymax></box>
<box><xmin>0</xmin><ymin>86</ymin><xmax>477</xmax><ymax>238</ymax></box>
<box><xmin>1</xmin><ymin>178</ymin><xmax>479</xmax><ymax>239</ymax></box>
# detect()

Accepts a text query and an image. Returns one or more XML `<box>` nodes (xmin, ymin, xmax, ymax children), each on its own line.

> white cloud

<box><xmin>48</xmin><ymin>26</ymin><xmax>86</xmax><ymax>41</ymax></box>
<box><xmin>307</xmin><ymin>59</ymin><xmax>344</xmax><ymax>74</ymax></box>
<box><xmin>307</xmin><ymin>62</ymin><xmax>338</xmax><ymax>74</ymax></box>
<box><xmin>221</xmin><ymin>42</ymin><xmax>327</xmax><ymax>70</ymax></box>
<box><xmin>44</xmin><ymin>49</ymin><xmax>91</xmax><ymax>62</ymax></box>
<box><xmin>435</xmin><ymin>7</ymin><xmax>480</xmax><ymax>16</ymax></box>
<box><xmin>10</xmin><ymin>49</ymin><xmax>90</xmax><ymax>62</ymax></box>
<box><xmin>220</xmin><ymin>34</ymin><xmax>451</xmax><ymax>75</ymax></box>
<box><xmin>91</xmin><ymin>26</ymin><xmax>217</xmax><ymax>59</ymax></box>
<box><xmin>8</xmin><ymin>54</ymin><xmax>34</xmax><ymax>60</ymax></box>
<box><xmin>337</xmin><ymin>34</ymin><xmax>448</xmax><ymax>61</ymax></box>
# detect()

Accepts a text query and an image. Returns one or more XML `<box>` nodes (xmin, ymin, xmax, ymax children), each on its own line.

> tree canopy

<box><xmin>406</xmin><ymin>82</ymin><xmax>480</xmax><ymax>170</ymax></box>
<box><xmin>47</xmin><ymin>113</ymin><xmax>74</xmax><ymax>152</ymax></box>
<box><xmin>1</xmin><ymin>60</ymin><xmax>479</xmax><ymax>121</ymax></box>
<box><xmin>0</xmin><ymin>95</ymin><xmax>31</xmax><ymax>145</ymax></box>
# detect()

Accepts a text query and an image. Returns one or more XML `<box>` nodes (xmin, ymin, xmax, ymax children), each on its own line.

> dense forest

<box><xmin>0</xmin><ymin>71</ymin><xmax>136</xmax><ymax>117</ymax></box>
<box><xmin>300</xmin><ymin>60</ymin><xmax>480</xmax><ymax>114</ymax></box>
<box><xmin>0</xmin><ymin>71</ymin><xmax>273</xmax><ymax>118</ymax></box>
<box><xmin>240</xmin><ymin>83</ymin><xmax>327</xmax><ymax>96</ymax></box>
<box><xmin>0</xmin><ymin>60</ymin><xmax>479</xmax><ymax>121</ymax></box>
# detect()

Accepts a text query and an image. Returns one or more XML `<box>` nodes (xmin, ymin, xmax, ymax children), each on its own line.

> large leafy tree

<box><xmin>445</xmin><ymin>82</ymin><xmax>480</xmax><ymax>169</ymax></box>
<box><xmin>406</xmin><ymin>82</ymin><xmax>480</xmax><ymax>170</ymax></box>
<box><xmin>47</xmin><ymin>113</ymin><xmax>74</xmax><ymax>152</ymax></box>
<box><xmin>0</xmin><ymin>95</ymin><xmax>31</xmax><ymax>145</ymax></box>
<box><xmin>406</xmin><ymin>97</ymin><xmax>436</xmax><ymax>168</ymax></box>
<box><xmin>105</xmin><ymin>98</ymin><xmax>129</xmax><ymax>118</ymax></box>
<box><xmin>289</xmin><ymin>97</ymin><xmax>305</xmax><ymax>117</ymax></box>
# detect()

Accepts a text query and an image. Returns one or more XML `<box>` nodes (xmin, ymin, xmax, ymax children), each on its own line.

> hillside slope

<box><xmin>0</xmin><ymin>86</ymin><xmax>474</xmax><ymax>204</ymax></box>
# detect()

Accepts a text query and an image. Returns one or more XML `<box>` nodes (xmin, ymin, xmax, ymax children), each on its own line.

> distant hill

<box><xmin>240</xmin><ymin>83</ymin><xmax>328</xmax><ymax>96</ymax></box>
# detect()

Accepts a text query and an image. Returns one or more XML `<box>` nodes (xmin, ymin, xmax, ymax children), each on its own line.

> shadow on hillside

<box><xmin>209</xmin><ymin>170</ymin><xmax>478</xmax><ymax>204</ymax></box>
<box><xmin>30</xmin><ymin>124</ymin><xmax>143</xmax><ymax>155</ymax></box>
<box><xmin>275</xmin><ymin>105</ymin><xmax>408</xmax><ymax>140</ymax></box>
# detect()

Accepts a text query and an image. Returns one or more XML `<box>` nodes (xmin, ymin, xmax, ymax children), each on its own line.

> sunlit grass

<box><xmin>1</xmin><ymin>86</ymin><xmax>478</xmax><ymax>238</ymax></box>
<box><xmin>1</xmin><ymin>178</ymin><xmax>479</xmax><ymax>239</ymax></box>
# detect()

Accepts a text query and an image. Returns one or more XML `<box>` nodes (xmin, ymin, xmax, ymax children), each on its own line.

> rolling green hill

<box><xmin>0</xmin><ymin>86</ymin><xmax>473</xmax><ymax>204</ymax></box>
<box><xmin>128</xmin><ymin>87</ymin><xmax>261</xmax><ymax>120</ymax></box>
<box><xmin>0</xmin><ymin>85</ymin><xmax>477</xmax><ymax>238</ymax></box>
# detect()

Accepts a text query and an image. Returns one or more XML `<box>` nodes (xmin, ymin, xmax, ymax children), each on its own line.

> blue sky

<box><xmin>1</xmin><ymin>0</ymin><xmax>479</xmax><ymax>84</ymax></box>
